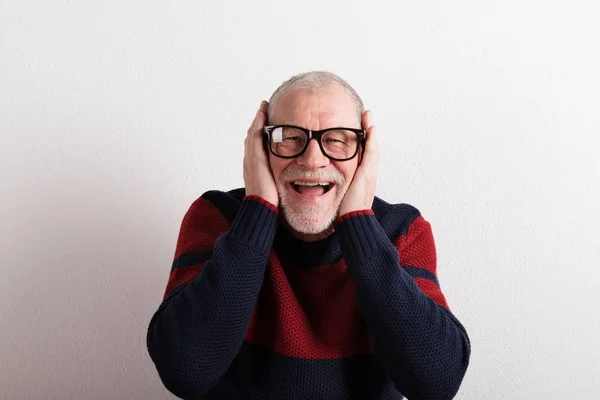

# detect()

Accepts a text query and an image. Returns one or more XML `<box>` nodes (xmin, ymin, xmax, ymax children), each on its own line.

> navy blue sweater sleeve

<box><xmin>147</xmin><ymin>197</ymin><xmax>278</xmax><ymax>399</ymax></box>
<box><xmin>335</xmin><ymin>212</ymin><xmax>470</xmax><ymax>400</ymax></box>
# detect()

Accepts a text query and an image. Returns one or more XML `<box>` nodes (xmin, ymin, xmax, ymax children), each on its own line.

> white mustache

<box><xmin>279</xmin><ymin>168</ymin><xmax>345</xmax><ymax>187</ymax></box>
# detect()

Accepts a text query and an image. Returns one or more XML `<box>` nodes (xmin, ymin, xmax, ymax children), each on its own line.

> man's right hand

<box><xmin>243</xmin><ymin>101</ymin><xmax>279</xmax><ymax>207</ymax></box>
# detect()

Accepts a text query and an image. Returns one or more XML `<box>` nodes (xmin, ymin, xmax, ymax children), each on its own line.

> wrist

<box><xmin>243</xmin><ymin>195</ymin><xmax>278</xmax><ymax>213</ymax></box>
<box><xmin>339</xmin><ymin>202</ymin><xmax>372</xmax><ymax>217</ymax></box>
<box><xmin>243</xmin><ymin>187</ymin><xmax>279</xmax><ymax>208</ymax></box>
<box><xmin>336</xmin><ymin>209</ymin><xmax>374</xmax><ymax>223</ymax></box>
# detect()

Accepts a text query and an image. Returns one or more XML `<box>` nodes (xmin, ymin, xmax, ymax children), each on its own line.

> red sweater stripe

<box><xmin>245</xmin><ymin>257</ymin><xmax>374</xmax><ymax>359</ymax></box>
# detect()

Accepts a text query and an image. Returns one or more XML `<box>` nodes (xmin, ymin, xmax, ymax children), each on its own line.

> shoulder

<box><xmin>199</xmin><ymin>187</ymin><xmax>246</xmax><ymax>205</ymax></box>
<box><xmin>186</xmin><ymin>188</ymin><xmax>246</xmax><ymax>225</ymax></box>
<box><xmin>173</xmin><ymin>188</ymin><xmax>245</xmax><ymax>261</ymax></box>
<box><xmin>372</xmin><ymin>196</ymin><xmax>429</xmax><ymax>240</ymax></box>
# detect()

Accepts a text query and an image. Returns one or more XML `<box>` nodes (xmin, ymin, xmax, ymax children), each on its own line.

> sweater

<box><xmin>147</xmin><ymin>188</ymin><xmax>470</xmax><ymax>399</ymax></box>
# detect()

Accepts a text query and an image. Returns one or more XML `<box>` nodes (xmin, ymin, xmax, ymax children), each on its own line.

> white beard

<box><xmin>279</xmin><ymin>189</ymin><xmax>342</xmax><ymax>234</ymax></box>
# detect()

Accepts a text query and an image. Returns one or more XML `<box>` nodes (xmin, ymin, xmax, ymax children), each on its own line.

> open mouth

<box><xmin>290</xmin><ymin>181</ymin><xmax>334</xmax><ymax>196</ymax></box>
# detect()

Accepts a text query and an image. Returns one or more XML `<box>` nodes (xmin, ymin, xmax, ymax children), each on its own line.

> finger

<box><xmin>259</xmin><ymin>100</ymin><xmax>269</xmax><ymax>116</ymax></box>
<box><xmin>256</xmin><ymin>101</ymin><xmax>268</xmax><ymax>131</ymax></box>
<box><xmin>255</xmin><ymin>108</ymin><xmax>267</xmax><ymax>130</ymax></box>
<box><xmin>247</xmin><ymin>112</ymin><xmax>258</xmax><ymax>137</ymax></box>
<box><xmin>245</xmin><ymin>107</ymin><xmax>261</xmax><ymax>157</ymax></box>
<box><xmin>251</xmin><ymin>101</ymin><xmax>268</xmax><ymax>137</ymax></box>
<box><xmin>362</xmin><ymin>124</ymin><xmax>379</xmax><ymax>162</ymax></box>
<box><xmin>252</xmin><ymin>104</ymin><xmax>269</xmax><ymax>155</ymax></box>
<box><xmin>251</xmin><ymin>106</ymin><xmax>268</xmax><ymax>157</ymax></box>
<box><xmin>362</xmin><ymin>110</ymin><xmax>374</xmax><ymax>131</ymax></box>
<box><xmin>252</xmin><ymin>113</ymin><xmax>267</xmax><ymax>154</ymax></box>
<box><xmin>247</xmin><ymin>101</ymin><xmax>266</xmax><ymax>134</ymax></box>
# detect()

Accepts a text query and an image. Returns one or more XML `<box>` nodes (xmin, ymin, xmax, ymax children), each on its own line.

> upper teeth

<box><xmin>294</xmin><ymin>182</ymin><xmax>329</xmax><ymax>186</ymax></box>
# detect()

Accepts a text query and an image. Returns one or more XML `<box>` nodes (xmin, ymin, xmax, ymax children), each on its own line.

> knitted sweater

<box><xmin>147</xmin><ymin>188</ymin><xmax>470</xmax><ymax>399</ymax></box>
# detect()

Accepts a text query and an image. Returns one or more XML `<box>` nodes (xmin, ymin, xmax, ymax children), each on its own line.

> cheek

<box><xmin>268</xmin><ymin>156</ymin><xmax>291</xmax><ymax>188</ymax></box>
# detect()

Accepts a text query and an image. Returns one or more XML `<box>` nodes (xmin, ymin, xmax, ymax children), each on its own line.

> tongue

<box><xmin>297</xmin><ymin>185</ymin><xmax>326</xmax><ymax>196</ymax></box>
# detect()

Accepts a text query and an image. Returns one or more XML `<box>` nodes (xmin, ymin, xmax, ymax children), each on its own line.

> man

<box><xmin>147</xmin><ymin>71</ymin><xmax>471</xmax><ymax>399</ymax></box>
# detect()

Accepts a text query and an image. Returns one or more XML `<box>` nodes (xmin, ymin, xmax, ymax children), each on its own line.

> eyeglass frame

<box><xmin>263</xmin><ymin>125</ymin><xmax>366</xmax><ymax>162</ymax></box>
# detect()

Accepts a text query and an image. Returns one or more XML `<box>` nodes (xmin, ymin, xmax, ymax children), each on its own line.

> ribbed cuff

<box><xmin>335</xmin><ymin>211</ymin><xmax>392</xmax><ymax>261</ymax></box>
<box><xmin>243</xmin><ymin>195</ymin><xmax>278</xmax><ymax>214</ymax></box>
<box><xmin>229</xmin><ymin>197</ymin><xmax>278</xmax><ymax>255</ymax></box>
<box><xmin>335</xmin><ymin>209</ymin><xmax>374</xmax><ymax>223</ymax></box>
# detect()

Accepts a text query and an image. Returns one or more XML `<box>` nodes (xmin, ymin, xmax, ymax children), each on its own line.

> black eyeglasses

<box><xmin>263</xmin><ymin>125</ymin><xmax>365</xmax><ymax>161</ymax></box>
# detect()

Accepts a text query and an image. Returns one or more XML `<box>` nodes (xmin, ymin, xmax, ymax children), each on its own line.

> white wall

<box><xmin>1</xmin><ymin>1</ymin><xmax>599</xmax><ymax>399</ymax></box>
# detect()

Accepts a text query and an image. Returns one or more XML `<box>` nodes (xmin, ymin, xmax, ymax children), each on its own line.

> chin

<box><xmin>281</xmin><ymin>203</ymin><xmax>338</xmax><ymax>235</ymax></box>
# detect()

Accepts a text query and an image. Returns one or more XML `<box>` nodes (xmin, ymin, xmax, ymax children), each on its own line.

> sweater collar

<box><xmin>273</xmin><ymin>221</ymin><xmax>341</xmax><ymax>268</ymax></box>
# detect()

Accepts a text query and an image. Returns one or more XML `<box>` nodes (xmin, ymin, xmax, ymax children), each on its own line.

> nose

<box><xmin>295</xmin><ymin>138</ymin><xmax>330</xmax><ymax>169</ymax></box>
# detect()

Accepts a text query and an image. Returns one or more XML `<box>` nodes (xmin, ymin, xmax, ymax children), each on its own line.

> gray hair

<box><xmin>267</xmin><ymin>71</ymin><xmax>364</xmax><ymax>121</ymax></box>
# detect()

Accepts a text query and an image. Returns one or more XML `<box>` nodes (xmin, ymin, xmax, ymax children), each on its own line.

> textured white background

<box><xmin>1</xmin><ymin>1</ymin><xmax>599</xmax><ymax>399</ymax></box>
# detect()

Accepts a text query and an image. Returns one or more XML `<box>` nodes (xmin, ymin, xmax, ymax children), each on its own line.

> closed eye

<box><xmin>325</xmin><ymin>138</ymin><xmax>346</xmax><ymax>144</ymax></box>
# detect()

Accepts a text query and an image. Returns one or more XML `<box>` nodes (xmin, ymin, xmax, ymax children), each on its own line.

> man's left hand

<box><xmin>339</xmin><ymin>110</ymin><xmax>380</xmax><ymax>216</ymax></box>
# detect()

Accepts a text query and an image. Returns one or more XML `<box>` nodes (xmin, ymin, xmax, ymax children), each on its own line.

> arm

<box><xmin>335</xmin><ymin>210</ymin><xmax>470</xmax><ymax>400</ymax></box>
<box><xmin>147</xmin><ymin>101</ymin><xmax>279</xmax><ymax>399</ymax></box>
<box><xmin>337</xmin><ymin>111</ymin><xmax>469</xmax><ymax>399</ymax></box>
<box><xmin>147</xmin><ymin>195</ymin><xmax>277</xmax><ymax>398</ymax></box>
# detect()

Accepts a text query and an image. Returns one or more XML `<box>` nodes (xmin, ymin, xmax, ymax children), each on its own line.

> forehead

<box><xmin>271</xmin><ymin>84</ymin><xmax>360</xmax><ymax>129</ymax></box>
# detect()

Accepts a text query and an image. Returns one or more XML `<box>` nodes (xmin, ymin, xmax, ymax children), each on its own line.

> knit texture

<box><xmin>147</xmin><ymin>188</ymin><xmax>470</xmax><ymax>399</ymax></box>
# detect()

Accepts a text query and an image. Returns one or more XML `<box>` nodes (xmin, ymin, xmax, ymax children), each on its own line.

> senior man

<box><xmin>147</xmin><ymin>71</ymin><xmax>471</xmax><ymax>400</ymax></box>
